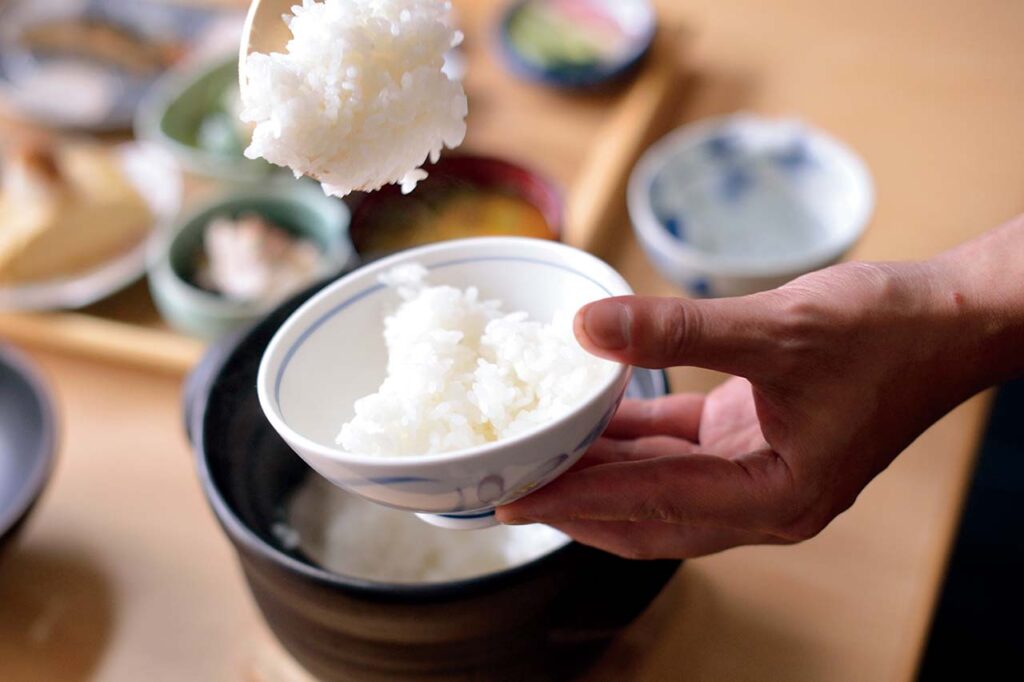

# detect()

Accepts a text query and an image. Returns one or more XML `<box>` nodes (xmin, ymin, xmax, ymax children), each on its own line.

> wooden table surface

<box><xmin>3</xmin><ymin>0</ymin><xmax>1024</xmax><ymax>680</ymax></box>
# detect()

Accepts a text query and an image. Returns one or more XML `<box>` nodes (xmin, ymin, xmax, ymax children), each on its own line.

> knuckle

<box><xmin>656</xmin><ymin>299</ymin><xmax>704</xmax><ymax>365</ymax></box>
<box><xmin>774</xmin><ymin>488</ymin><xmax>836</xmax><ymax>542</ymax></box>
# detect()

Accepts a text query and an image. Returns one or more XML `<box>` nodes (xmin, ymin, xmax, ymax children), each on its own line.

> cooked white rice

<box><xmin>285</xmin><ymin>476</ymin><xmax>569</xmax><ymax>583</ymax></box>
<box><xmin>337</xmin><ymin>264</ymin><xmax>615</xmax><ymax>457</ymax></box>
<box><xmin>240</xmin><ymin>0</ymin><xmax>468</xmax><ymax>197</ymax></box>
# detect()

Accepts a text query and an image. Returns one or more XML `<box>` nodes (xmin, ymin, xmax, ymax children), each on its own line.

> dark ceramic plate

<box><xmin>186</xmin><ymin>279</ymin><xmax>680</xmax><ymax>681</ymax></box>
<box><xmin>0</xmin><ymin>345</ymin><xmax>57</xmax><ymax>557</ymax></box>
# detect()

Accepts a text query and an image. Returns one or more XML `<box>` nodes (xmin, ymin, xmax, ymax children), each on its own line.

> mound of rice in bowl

<box><xmin>337</xmin><ymin>264</ymin><xmax>616</xmax><ymax>457</ymax></box>
<box><xmin>240</xmin><ymin>0</ymin><xmax>468</xmax><ymax>197</ymax></box>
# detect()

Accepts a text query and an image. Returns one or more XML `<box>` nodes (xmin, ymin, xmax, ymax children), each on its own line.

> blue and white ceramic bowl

<box><xmin>629</xmin><ymin>114</ymin><xmax>875</xmax><ymax>298</ymax></box>
<box><xmin>257</xmin><ymin>238</ymin><xmax>633</xmax><ymax>530</ymax></box>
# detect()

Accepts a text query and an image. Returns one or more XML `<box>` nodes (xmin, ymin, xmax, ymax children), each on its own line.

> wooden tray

<box><xmin>0</xmin><ymin>1</ymin><xmax>683</xmax><ymax>376</ymax></box>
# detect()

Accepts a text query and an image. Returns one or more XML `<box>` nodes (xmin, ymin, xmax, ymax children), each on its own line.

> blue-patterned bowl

<box><xmin>629</xmin><ymin>114</ymin><xmax>875</xmax><ymax>297</ymax></box>
<box><xmin>257</xmin><ymin>238</ymin><xmax>633</xmax><ymax>530</ymax></box>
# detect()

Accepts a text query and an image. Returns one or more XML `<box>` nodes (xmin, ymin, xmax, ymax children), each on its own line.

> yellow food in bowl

<box><xmin>357</xmin><ymin>189</ymin><xmax>553</xmax><ymax>255</ymax></box>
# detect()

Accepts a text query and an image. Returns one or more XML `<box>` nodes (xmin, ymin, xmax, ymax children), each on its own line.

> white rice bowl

<box><xmin>240</xmin><ymin>0</ymin><xmax>468</xmax><ymax>197</ymax></box>
<box><xmin>337</xmin><ymin>264</ymin><xmax>616</xmax><ymax>457</ymax></box>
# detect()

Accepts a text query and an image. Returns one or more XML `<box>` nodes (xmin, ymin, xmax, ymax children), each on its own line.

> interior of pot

<box><xmin>195</xmin><ymin>281</ymin><xmax>583</xmax><ymax>583</ymax></box>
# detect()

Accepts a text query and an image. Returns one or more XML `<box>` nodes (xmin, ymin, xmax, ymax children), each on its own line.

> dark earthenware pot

<box><xmin>186</xmin><ymin>281</ymin><xmax>679</xmax><ymax>681</ymax></box>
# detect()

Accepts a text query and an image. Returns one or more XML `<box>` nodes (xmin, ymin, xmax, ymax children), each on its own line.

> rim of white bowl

<box><xmin>628</xmin><ymin>113</ymin><xmax>876</xmax><ymax>279</ymax></box>
<box><xmin>257</xmin><ymin>237</ymin><xmax>633</xmax><ymax>467</ymax></box>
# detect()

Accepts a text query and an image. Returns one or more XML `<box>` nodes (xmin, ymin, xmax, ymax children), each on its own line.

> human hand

<box><xmin>497</xmin><ymin>219</ymin><xmax>1024</xmax><ymax>559</ymax></box>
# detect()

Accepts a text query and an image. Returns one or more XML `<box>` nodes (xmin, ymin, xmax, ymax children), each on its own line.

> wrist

<box><xmin>925</xmin><ymin>216</ymin><xmax>1024</xmax><ymax>390</ymax></box>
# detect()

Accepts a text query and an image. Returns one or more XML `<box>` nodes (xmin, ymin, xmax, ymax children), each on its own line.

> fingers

<box><xmin>574</xmin><ymin>295</ymin><xmax>779</xmax><ymax>379</ymax></box>
<box><xmin>602</xmin><ymin>394</ymin><xmax>705</xmax><ymax>441</ymax></box>
<box><xmin>549</xmin><ymin>520</ymin><xmax>785</xmax><ymax>560</ymax></box>
<box><xmin>568</xmin><ymin>436</ymin><xmax>701</xmax><ymax>473</ymax></box>
<box><xmin>497</xmin><ymin>449</ymin><xmax>795</xmax><ymax>535</ymax></box>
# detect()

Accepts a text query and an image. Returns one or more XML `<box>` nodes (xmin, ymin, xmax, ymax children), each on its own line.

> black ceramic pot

<box><xmin>0</xmin><ymin>344</ymin><xmax>57</xmax><ymax>558</ymax></box>
<box><xmin>186</xmin><ymin>282</ymin><xmax>680</xmax><ymax>681</ymax></box>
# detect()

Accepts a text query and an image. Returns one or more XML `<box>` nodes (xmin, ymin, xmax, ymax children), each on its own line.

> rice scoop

<box><xmin>337</xmin><ymin>264</ymin><xmax>615</xmax><ymax>457</ymax></box>
<box><xmin>240</xmin><ymin>0</ymin><xmax>468</xmax><ymax>197</ymax></box>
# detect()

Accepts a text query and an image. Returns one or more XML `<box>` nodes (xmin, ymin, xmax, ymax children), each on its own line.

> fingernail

<box><xmin>582</xmin><ymin>301</ymin><xmax>630</xmax><ymax>351</ymax></box>
<box><xmin>501</xmin><ymin>518</ymin><xmax>531</xmax><ymax>526</ymax></box>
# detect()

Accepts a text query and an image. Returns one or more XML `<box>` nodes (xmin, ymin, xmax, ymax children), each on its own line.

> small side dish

<box><xmin>18</xmin><ymin>17</ymin><xmax>181</xmax><ymax>77</ymax></box>
<box><xmin>0</xmin><ymin>0</ymin><xmax>226</xmax><ymax>131</ymax></box>
<box><xmin>338</xmin><ymin>264</ymin><xmax>615</xmax><ymax>457</ymax></box>
<box><xmin>197</xmin><ymin>212</ymin><xmax>321</xmax><ymax>305</ymax></box>
<box><xmin>500</xmin><ymin>0</ymin><xmax>655</xmax><ymax>88</ymax></box>
<box><xmin>355</xmin><ymin>186</ymin><xmax>553</xmax><ymax>254</ymax></box>
<box><xmin>148</xmin><ymin>185</ymin><xmax>352</xmax><ymax>340</ymax></box>
<box><xmin>136</xmin><ymin>57</ymin><xmax>267</xmax><ymax>180</ymax></box>
<box><xmin>350</xmin><ymin>155</ymin><xmax>563</xmax><ymax>258</ymax></box>
<box><xmin>240</xmin><ymin>0</ymin><xmax>468</xmax><ymax>197</ymax></box>
<box><xmin>628</xmin><ymin>114</ymin><xmax>875</xmax><ymax>297</ymax></box>
<box><xmin>0</xmin><ymin>141</ymin><xmax>151</xmax><ymax>284</ymax></box>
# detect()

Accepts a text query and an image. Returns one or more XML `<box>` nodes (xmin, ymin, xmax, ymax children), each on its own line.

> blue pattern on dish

<box><xmin>647</xmin><ymin>123</ymin><xmax>847</xmax><ymax>264</ymax></box>
<box><xmin>705</xmin><ymin>133</ymin><xmax>740</xmax><ymax>160</ymax></box>
<box><xmin>663</xmin><ymin>215</ymin><xmax>686</xmax><ymax>241</ymax></box>
<box><xmin>719</xmin><ymin>167</ymin><xmax>754</xmax><ymax>203</ymax></box>
<box><xmin>438</xmin><ymin>509</ymin><xmax>497</xmax><ymax>520</ymax></box>
<box><xmin>771</xmin><ymin>140</ymin><xmax>812</xmax><ymax>171</ymax></box>
<box><xmin>690</xmin><ymin>278</ymin><xmax>713</xmax><ymax>298</ymax></box>
<box><xmin>574</xmin><ymin>390</ymin><xmax>625</xmax><ymax>452</ymax></box>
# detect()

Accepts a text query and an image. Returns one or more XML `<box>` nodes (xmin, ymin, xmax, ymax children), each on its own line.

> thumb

<box><xmin>574</xmin><ymin>295</ymin><xmax>778</xmax><ymax>378</ymax></box>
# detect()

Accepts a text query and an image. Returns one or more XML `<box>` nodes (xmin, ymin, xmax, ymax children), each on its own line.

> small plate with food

<box><xmin>0</xmin><ymin>139</ymin><xmax>182</xmax><ymax>311</ymax></box>
<box><xmin>0</xmin><ymin>0</ymin><xmax>237</xmax><ymax>131</ymax></box>
<box><xmin>148</xmin><ymin>183</ymin><xmax>353</xmax><ymax>340</ymax></box>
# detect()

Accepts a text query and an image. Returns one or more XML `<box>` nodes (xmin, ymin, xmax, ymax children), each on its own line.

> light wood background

<box><xmin>2</xmin><ymin>0</ymin><xmax>1023</xmax><ymax>680</ymax></box>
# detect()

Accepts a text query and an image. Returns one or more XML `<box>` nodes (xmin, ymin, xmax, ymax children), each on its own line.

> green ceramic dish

<box><xmin>148</xmin><ymin>182</ymin><xmax>354</xmax><ymax>340</ymax></box>
<box><xmin>135</xmin><ymin>55</ymin><xmax>270</xmax><ymax>181</ymax></box>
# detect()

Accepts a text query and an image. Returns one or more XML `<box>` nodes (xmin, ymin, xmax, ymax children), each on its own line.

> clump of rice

<box><xmin>285</xmin><ymin>476</ymin><xmax>569</xmax><ymax>583</ymax></box>
<box><xmin>337</xmin><ymin>264</ymin><xmax>615</xmax><ymax>457</ymax></box>
<box><xmin>240</xmin><ymin>0</ymin><xmax>468</xmax><ymax>197</ymax></box>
